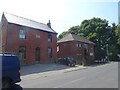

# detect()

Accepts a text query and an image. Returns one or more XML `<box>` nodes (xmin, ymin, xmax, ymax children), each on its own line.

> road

<box><xmin>19</xmin><ymin>62</ymin><xmax>118</xmax><ymax>88</ymax></box>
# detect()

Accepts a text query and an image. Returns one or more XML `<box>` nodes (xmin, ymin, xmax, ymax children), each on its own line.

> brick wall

<box><xmin>58</xmin><ymin>41</ymin><xmax>83</xmax><ymax>58</ymax></box>
<box><xmin>57</xmin><ymin>41</ymin><xmax>94</xmax><ymax>65</ymax></box>
<box><xmin>0</xmin><ymin>15</ymin><xmax>8</xmax><ymax>52</ymax></box>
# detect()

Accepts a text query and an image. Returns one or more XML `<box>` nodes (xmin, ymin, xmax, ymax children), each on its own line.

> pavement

<box><xmin>20</xmin><ymin>63</ymin><xmax>86</xmax><ymax>80</ymax></box>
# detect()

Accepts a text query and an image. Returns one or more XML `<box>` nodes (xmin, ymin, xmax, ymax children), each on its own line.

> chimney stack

<box><xmin>47</xmin><ymin>20</ymin><xmax>51</xmax><ymax>28</ymax></box>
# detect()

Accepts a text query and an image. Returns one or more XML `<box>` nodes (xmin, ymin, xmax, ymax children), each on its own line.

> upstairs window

<box><xmin>76</xmin><ymin>43</ymin><xmax>81</xmax><ymax>48</ymax></box>
<box><xmin>57</xmin><ymin>46</ymin><xmax>59</xmax><ymax>52</ymax></box>
<box><xmin>19</xmin><ymin>27</ymin><xmax>26</xmax><ymax>39</ymax></box>
<box><xmin>48</xmin><ymin>34</ymin><xmax>52</xmax><ymax>43</ymax></box>
<box><xmin>83</xmin><ymin>43</ymin><xmax>88</xmax><ymax>49</ymax></box>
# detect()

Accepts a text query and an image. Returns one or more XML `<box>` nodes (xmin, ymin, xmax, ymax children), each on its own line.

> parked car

<box><xmin>57</xmin><ymin>57</ymin><xmax>76</xmax><ymax>67</ymax></box>
<box><xmin>0</xmin><ymin>53</ymin><xmax>21</xmax><ymax>88</ymax></box>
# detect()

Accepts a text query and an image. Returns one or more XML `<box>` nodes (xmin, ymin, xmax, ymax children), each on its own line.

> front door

<box><xmin>35</xmin><ymin>47</ymin><xmax>40</xmax><ymax>61</ymax></box>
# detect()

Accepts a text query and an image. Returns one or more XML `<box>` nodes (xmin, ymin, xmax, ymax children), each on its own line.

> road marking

<box><xmin>53</xmin><ymin>77</ymin><xmax>86</xmax><ymax>88</ymax></box>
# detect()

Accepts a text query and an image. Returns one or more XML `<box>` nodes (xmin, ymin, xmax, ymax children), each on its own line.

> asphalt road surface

<box><xmin>19</xmin><ymin>62</ymin><xmax>118</xmax><ymax>88</ymax></box>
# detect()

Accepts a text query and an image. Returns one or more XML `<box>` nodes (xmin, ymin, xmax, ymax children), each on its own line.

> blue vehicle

<box><xmin>0</xmin><ymin>53</ymin><xmax>21</xmax><ymax>88</ymax></box>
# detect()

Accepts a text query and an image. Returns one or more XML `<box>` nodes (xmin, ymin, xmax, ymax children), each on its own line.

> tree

<box><xmin>68</xmin><ymin>25</ymin><xmax>80</xmax><ymax>35</ymax></box>
<box><xmin>108</xmin><ymin>23</ymin><xmax>119</xmax><ymax>60</ymax></box>
<box><xmin>116</xmin><ymin>25</ymin><xmax>120</xmax><ymax>45</ymax></box>
<box><xmin>57</xmin><ymin>31</ymin><xmax>68</xmax><ymax>40</ymax></box>
<box><xmin>57</xmin><ymin>25</ymin><xmax>80</xmax><ymax>40</ymax></box>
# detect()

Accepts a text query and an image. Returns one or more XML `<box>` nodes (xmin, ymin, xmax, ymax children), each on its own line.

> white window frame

<box><xmin>19</xmin><ymin>27</ymin><xmax>26</xmax><ymax>39</ymax></box>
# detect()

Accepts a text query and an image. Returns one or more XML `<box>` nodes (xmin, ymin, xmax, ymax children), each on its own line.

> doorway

<box><xmin>35</xmin><ymin>47</ymin><xmax>40</xmax><ymax>61</ymax></box>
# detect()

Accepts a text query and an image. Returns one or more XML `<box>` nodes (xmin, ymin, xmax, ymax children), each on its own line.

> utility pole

<box><xmin>106</xmin><ymin>44</ymin><xmax>109</xmax><ymax>62</ymax></box>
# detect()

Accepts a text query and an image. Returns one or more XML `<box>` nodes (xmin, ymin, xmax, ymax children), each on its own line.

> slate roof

<box><xmin>3</xmin><ymin>12</ymin><xmax>57</xmax><ymax>34</ymax></box>
<box><xmin>58</xmin><ymin>34</ymin><xmax>94</xmax><ymax>44</ymax></box>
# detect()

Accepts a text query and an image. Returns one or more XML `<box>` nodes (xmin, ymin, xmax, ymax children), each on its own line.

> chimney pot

<box><xmin>47</xmin><ymin>20</ymin><xmax>51</xmax><ymax>28</ymax></box>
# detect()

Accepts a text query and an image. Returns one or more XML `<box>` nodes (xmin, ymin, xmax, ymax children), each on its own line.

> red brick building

<box><xmin>57</xmin><ymin>34</ymin><xmax>95</xmax><ymax>65</ymax></box>
<box><xmin>0</xmin><ymin>12</ymin><xmax>57</xmax><ymax>65</ymax></box>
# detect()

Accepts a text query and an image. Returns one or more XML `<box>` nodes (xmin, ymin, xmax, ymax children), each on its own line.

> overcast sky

<box><xmin>0</xmin><ymin>0</ymin><xmax>119</xmax><ymax>35</ymax></box>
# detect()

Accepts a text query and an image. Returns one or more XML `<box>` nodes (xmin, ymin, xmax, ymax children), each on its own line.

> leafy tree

<box><xmin>68</xmin><ymin>25</ymin><xmax>80</xmax><ymax>35</ymax></box>
<box><xmin>57</xmin><ymin>31</ymin><xmax>68</xmax><ymax>40</ymax></box>
<box><xmin>57</xmin><ymin>25</ymin><xmax>80</xmax><ymax>40</ymax></box>
<box><xmin>116</xmin><ymin>25</ymin><xmax>120</xmax><ymax>45</ymax></box>
<box><xmin>108</xmin><ymin>23</ymin><xmax>119</xmax><ymax>60</ymax></box>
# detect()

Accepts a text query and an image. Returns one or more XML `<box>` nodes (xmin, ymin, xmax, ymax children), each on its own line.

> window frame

<box><xmin>83</xmin><ymin>43</ymin><xmax>88</xmax><ymax>49</ymax></box>
<box><xmin>48</xmin><ymin>34</ymin><xmax>52</xmax><ymax>43</ymax></box>
<box><xmin>19</xmin><ymin>46</ymin><xmax>26</xmax><ymax>59</ymax></box>
<box><xmin>48</xmin><ymin>48</ymin><xmax>52</xmax><ymax>58</ymax></box>
<box><xmin>57</xmin><ymin>46</ymin><xmax>59</xmax><ymax>52</ymax></box>
<box><xmin>76</xmin><ymin>43</ymin><xmax>81</xmax><ymax>48</ymax></box>
<box><xmin>19</xmin><ymin>26</ymin><xmax>26</xmax><ymax>39</ymax></box>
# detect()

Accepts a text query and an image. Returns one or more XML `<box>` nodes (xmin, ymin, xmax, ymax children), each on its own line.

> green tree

<box><xmin>116</xmin><ymin>25</ymin><xmax>120</xmax><ymax>45</ymax></box>
<box><xmin>57</xmin><ymin>25</ymin><xmax>80</xmax><ymax>40</ymax></box>
<box><xmin>108</xmin><ymin>23</ymin><xmax>119</xmax><ymax>60</ymax></box>
<box><xmin>57</xmin><ymin>31</ymin><xmax>68</xmax><ymax>40</ymax></box>
<box><xmin>68</xmin><ymin>25</ymin><xmax>80</xmax><ymax>35</ymax></box>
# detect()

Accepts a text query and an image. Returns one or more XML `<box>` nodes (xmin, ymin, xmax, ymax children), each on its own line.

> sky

<box><xmin>0</xmin><ymin>0</ymin><xmax>119</xmax><ymax>35</ymax></box>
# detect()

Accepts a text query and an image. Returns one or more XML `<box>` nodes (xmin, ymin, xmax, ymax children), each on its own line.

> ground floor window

<box><xmin>19</xmin><ymin>46</ymin><xmax>26</xmax><ymax>59</ymax></box>
<box><xmin>35</xmin><ymin>47</ymin><xmax>40</xmax><ymax>61</ymax></box>
<box><xmin>57</xmin><ymin>46</ymin><xmax>59</xmax><ymax>52</ymax></box>
<box><xmin>48</xmin><ymin>48</ymin><xmax>52</xmax><ymax>58</ymax></box>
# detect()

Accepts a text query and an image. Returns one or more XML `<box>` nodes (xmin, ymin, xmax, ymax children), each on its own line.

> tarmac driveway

<box><xmin>20</xmin><ymin>63</ymin><xmax>86</xmax><ymax>81</ymax></box>
<box><xmin>20</xmin><ymin>63</ymin><xmax>71</xmax><ymax>76</ymax></box>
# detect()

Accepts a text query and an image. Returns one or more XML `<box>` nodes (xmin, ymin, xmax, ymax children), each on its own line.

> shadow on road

<box><xmin>12</xmin><ymin>84</ymin><xmax>23</xmax><ymax>90</ymax></box>
<box><xmin>1</xmin><ymin>84</ymin><xmax>23</xmax><ymax>90</ymax></box>
<box><xmin>21</xmin><ymin>63</ymin><xmax>71</xmax><ymax>76</ymax></box>
<box><xmin>89</xmin><ymin>62</ymin><xmax>110</xmax><ymax>67</ymax></box>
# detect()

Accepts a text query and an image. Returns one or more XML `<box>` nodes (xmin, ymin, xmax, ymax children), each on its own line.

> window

<box><xmin>76</xmin><ymin>43</ymin><xmax>79</xmax><ymax>47</ymax></box>
<box><xmin>57</xmin><ymin>46</ymin><xmax>59</xmax><ymax>52</ymax></box>
<box><xmin>48</xmin><ymin>48</ymin><xmax>52</xmax><ymax>58</ymax></box>
<box><xmin>79</xmin><ymin>44</ymin><xmax>81</xmax><ymax>47</ymax></box>
<box><xmin>48</xmin><ymin>34</ymin><xmax>52</xmax><ymax>43</ymax></box>
<box><xmin>83</xmin><ymin>43</ymin><xmax>88</xmax><ymax>49</ymax></box>
<box><xmin>19</xmin><ymin>27</ymin><xmax>26</xmax><ymax>39</ymax></box>
<box><xmin>19</xmin><ymin>46</ymin><xmax>26</xmax><ymax>59</ymax></box>
<box><xmin>76</xmin><ymin>43</ymin><xmax>81</xmax><ymax>48</ymax></box>
<box><xmin>91</xmin><ymin>48</ymin><xmax>93</xmax><ymax>53</ymax></box>
<box><xmin>83</xmin><ymin>44</ymin><xmax>88</xmax><ymax>56</ymax></box>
